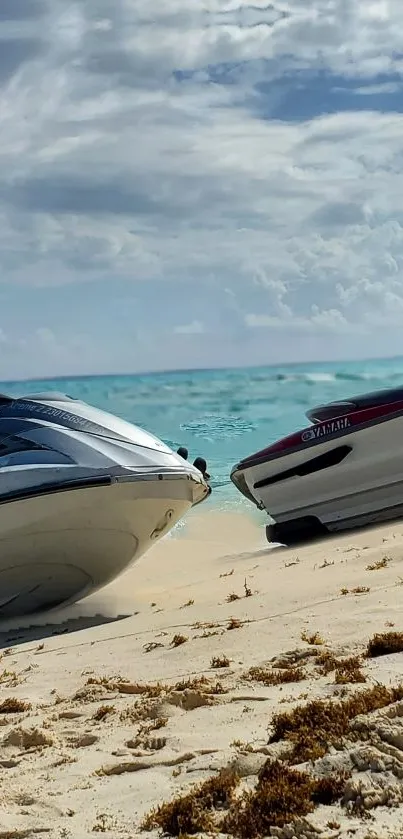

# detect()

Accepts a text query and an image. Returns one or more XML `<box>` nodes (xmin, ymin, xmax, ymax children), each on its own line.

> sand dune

<box><xmin>0</xmin><ymin>509</ymin><xmax>402</xmax><ymax>838</ymax></box>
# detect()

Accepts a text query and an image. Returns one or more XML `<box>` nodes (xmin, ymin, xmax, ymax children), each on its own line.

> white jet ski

<box><xmin>0</xmin><ymin>391</ymin><xmax>209</xmax><ymax>616</ymax></box>
<box><xmin>231</xmin><ymin>386</ymin><xmax>403</xmax><ymax>545</ymax></box>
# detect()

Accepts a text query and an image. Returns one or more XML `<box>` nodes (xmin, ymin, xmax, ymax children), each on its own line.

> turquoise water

<box><xmin>2</xmin><ymin>357</ymin><xmax>403</xmax><ymax>512</ymax></box>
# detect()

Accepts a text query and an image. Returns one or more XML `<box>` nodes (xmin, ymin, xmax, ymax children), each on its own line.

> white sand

<box><xmin>0</xmin><ymin>509</ymin><xmax>402</xmax><ymax>838</ymax></box>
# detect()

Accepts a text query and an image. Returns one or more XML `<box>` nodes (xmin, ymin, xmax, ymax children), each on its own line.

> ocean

<box><xmin>2</xmin><ymin>356</ymin><xmax>403</xmax><ymax>515</ymax></box>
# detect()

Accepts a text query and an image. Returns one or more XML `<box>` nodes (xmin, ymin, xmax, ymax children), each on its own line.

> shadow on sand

<box><xmin>0</xmin><ymin>610</ymin><xmax>135</xmax><ymax>651</ymax></box>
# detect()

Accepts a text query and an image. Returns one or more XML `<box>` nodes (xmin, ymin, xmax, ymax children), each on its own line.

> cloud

<box><xmin>245</xmin><ymin>305</ymin><xmax>358</xmax><ymax>333</ymax></box>
<box><xmin>0</xmin><ymin>0</ymin><xmax>47</xmax><ymax>21</ymax></box>
<box><xmin>0</xmin><ymin>1</ymin><xmax>403</xmax><ymax>375</ymax></box>
<box><xmin>173</xmin><ymin>320</ymin><xmax>205</xmax><ymax>335</ymax></box>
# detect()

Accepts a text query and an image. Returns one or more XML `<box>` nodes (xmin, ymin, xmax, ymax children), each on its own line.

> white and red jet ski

<box><xmin>230</xmin><ymin>386</ymin><xmax>403</xmax><ymax>545</ymax></box>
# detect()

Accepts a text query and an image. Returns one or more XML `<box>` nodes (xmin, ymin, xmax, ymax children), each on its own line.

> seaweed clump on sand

<box><xmin>269</xmin><ymin>685</ymin><xmax>403</xmax><ymax>763</ymax></box>
<box><xmin>141</xmin><ymin>768</ymin><xmax>239</xmax><ymax>835</ymax></box>
<box><xmin>315</xmin><ymin>651</ymin><xmax>366</xmax><ymax>684</ymax></box>
<box><xmin>222</xmin><ymin>760</ymin><xmax>346</xmax><ymax>839</ymax></box>
<box><xmin>141</xmin><ymin>760</ymin><xmax>346</xmax><ymax>838</ymax></box>
<box><xmin>245</xmin><ymin>665</ymin><xmax>306</xmax><ymax>686</ymax></box>
<box><xmin>366</xmin><ymin>631</ymin><xmax>403</xmax><ymax>658</ymax></box>
<box><xmin>0</xmin><ymin>697</ymin><xmax>31</xmax><ymax>714</ymax></box>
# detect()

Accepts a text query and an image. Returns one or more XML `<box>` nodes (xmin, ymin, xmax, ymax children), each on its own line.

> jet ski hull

<box><xmin>0</xmin><ymin>390</ymin><xmax>210</xmax><ymax>617</ymax></box>
<box><xmin>231</xmin><ymin>391</ymin><xmax>403</xmax><ymax>545</ymax></box>
<box><xmin>0</xmin><ymin>472</ymin><xmax>203</xmax><ymax>618</ymax></box>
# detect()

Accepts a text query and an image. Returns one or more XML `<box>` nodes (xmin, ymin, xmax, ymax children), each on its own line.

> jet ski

<box><xmin>0</xmin><ymin>391</ymin><xmax>209</xmax><ymax>617</ymax></box>
<box><xmin>231</xmin><ymin>385</ymin><xmax>403</xmax><ymax>545</ymax></box>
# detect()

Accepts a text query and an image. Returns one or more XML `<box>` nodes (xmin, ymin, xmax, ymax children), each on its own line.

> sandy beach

<box><xmin>0</xmin><ymin>508</ymin><xmax>402</xmax><ymax>839</ymax></box>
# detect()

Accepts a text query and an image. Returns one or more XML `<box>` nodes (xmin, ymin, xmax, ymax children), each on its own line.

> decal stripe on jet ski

<box><xmin>0</xmin><ymin>400</ymin><xmax>134</xmax><ymax>443</ymax></box>
<box><xmin>235</xmin><ymin>399</ymin><xmax>403</xmax><ymax>470</ymax></box>
<box><xmin>0</xmin><ymin>474</ymin><xmax>113</xmax><ymax>505</ymax></box>
<box><xmin>253</xmin><ymin>445</ymin><xmax>352</xmax><ymax>490</ymax></box>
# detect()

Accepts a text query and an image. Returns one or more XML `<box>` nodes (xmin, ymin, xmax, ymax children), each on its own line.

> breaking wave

<box><xmin>269</xmin><ymin>369</ymin><xmax>403</xmax><ymax>385</ymax></box>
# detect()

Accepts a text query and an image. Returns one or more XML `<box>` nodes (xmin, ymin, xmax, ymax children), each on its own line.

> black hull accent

<box><xmin>0</xmin><ymin>475</ymin><xmax>113</xmax><ymax>507</ymax></box>
<box><xmin>266</xmin><ymin>501</ymin><xmax>403</xmax><ymax>547</ymax></box>
<box><xmin>254</xmin><ymin>445</ymin><xmax>352</xmax><ymax>490</ymax></box>
<box><xmin>266</xmin><ymin>516</ymin><xmax>329</xmax><ymax>546</ymax></box>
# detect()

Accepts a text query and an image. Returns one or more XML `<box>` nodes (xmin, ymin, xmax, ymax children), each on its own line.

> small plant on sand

<box><xmin>301</xmin><ymin>630</ymin><xmax>324</xmax><ymax>646</ymax></box>
<box><xmin>198</xmin><ymin>629</ymin><xmax>222</xmax><ymax>639</ymax></box>
<box><xmin>340</xmin><ymin>586</ymin><xmax>370</xmax><ymax>596</ymax></box>
<box><xmin>231</xmin><ymin>739</ymin><xmax>255</xmax><ymax>753</ymax></box>
<box><xmin>366</xmin><ymin>631</ymin><xmax>403</xmax><ymax>657</ymax></box>
<box><xmin>174</xmin><ymin>676</ymin><xmax>204</xmax><ymax>690</ymax></box>
<box><xmin>284</xmin><ymin>557</ymin><xmax>300</xmax><ymax>568</ymax></box>
<box><xmin>366</xmin><ymin>556</ymin><xmax>390</xmax><ymax>571</ymax></box>
<box><xmin>227</xmin><ymin>618</ymin><xmax>242</xmax><ymax>631</ymax></box>
<box><xmin>92</xmin><ymin>812</ymin><xmax>120</xmax><ymax>833</ymax></box>
<box><xmin>0</xmin><ymin>669</ymin><xmax>20</xmax><ymax>686</ymax></box>
<box><xmin>220</xmin><ymin>569</ymin><xmax>234</xmax><ymax>578</ymax></box>
<box><xmin>86</xmin><ymin>674</ymin><xmax>129</xmax><ymax>689</ymax></box>
<box><xmin>245</xmin><ymin>666</ymin><xmax>305</xmax><ymax>687</ymax></box>
<box><xmin>148</xmin><ymin>717</ymin><xmax>168</xmax><ymax>731</ymax></box>
<box><xmin>87</xmin><ymin>676</ymin><xmax>168</xmax><ymax>698</ymax></box>
<box><xmin>319</xmin><ymin>558</ymin><xmax>334</xmax><ymax>569</ymax></box>
<box><xmin>171</xmin><ymin>634</ymin><xmax>188</xmax><ymax>648</ymax></box>
<box><xmin>173</xmin><ymin>676</ymin><xmax>208</xmax><ymax>691</ymax></box>
<box><xmin>315</xmin><ymin>649</ymin><xmax>338</xmax><ymax>675</ymax></box>
<box><xmin>93</xmin><ymin>704</ymin><xmax>115</xmax><ymax>722</ymax></box>
<box><xmin>243</xmin><ymin>579</ymin><xmax>252</xmax><ymax>597</ymax></box>
<box><xmin>226</xmin><ymin>580</ymin><xmax>253</xmax><ymax>602</ymax></box>
<box><xmin>315</xmin><ymin>651</ymin><xmax>366</xmax><ymax>683</ymax></box>
<box><xmin>226</xmin><ymin>592</ymin><xmax>241</xmax><ymax>603</ymax></box>
<box><xmin>119</xmin><ymin>703</ymin><xmax>152</xmax><ymax>723</ymax></box>
<box><xmin>143</xmin><ymin>642</ymin><xmax>164</xmax><ymax>653</ymax></box>
<box><xmin>141</xmin><ymin>768</ymin><xmax>239</xmax><ymax>835</ymax></box>
<box><xmin>334</xmin><ymin>656</ymin><xmax>366</xmax><ymax>684</ymax></box>
<box><xmin>0</xmin><ymin>697</ymin><xmax>31</xmax><ymax>714</ymax></box>
<box><xmin>173</xmin><ymin>676</ymin><xmax>227</xmax><ymax>695</ymax></box>
<box><xmin>211</xmin><ymin>655</ymin><xmax>230</xmax><ymax>669</ymax></box>
<box><xmin>180</xmin><ymin>599</ymin><xmax>195</xmax><ymax>609</ymax></box>
<box><xmin>192</xmin><ymin>620</ymin><xmax>220</xmax><ymax>630</ymax></box>
<box><xmin>128</xmin><ymin>718</ymin><xmax>168</xmax><ymax>749</ymax></box>
<box><xmin>269</xmin><ymin>684</ymin><xmax>403</xmax><ymax>763</ymax></box>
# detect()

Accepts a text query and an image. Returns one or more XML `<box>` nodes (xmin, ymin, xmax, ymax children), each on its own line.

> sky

<box><xmin>1</xmin><ymin>0</ymin><xmax>403</xmax><ymax>379</ymax></box>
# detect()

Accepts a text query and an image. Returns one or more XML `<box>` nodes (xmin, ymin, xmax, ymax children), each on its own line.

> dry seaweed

<box><xmin>366</xmin><ymin>631</ymin><xmax>403</xmax><ymax>657</ymax></box>
<box><xmin>211</xmin><ymin>656</ymin><xmax>231</xmax><ymax>669</ymax></box>
<box><xmin>245</xmin><ymin>666</ymin><xmax>305</xmax><ymax>686</ymax></box>
<box><xmin>0</xmin><ymin>697</ymin><xmax>31</xmax><ymax>714</ymax></box>
<box><xmin>141</xmin><ymin>757</ymin><xmax>346</xmax><ymax>838</ymax></box>
<box><xmin>141</xmin><ymin>768</ymin><xmax>239</xmax><ymax>835</ymax></box>
<box><xmin>269</xmin><ymin>684</ymin><xmax>403</xmax><ymax>763</ymax></box>
<box><xmin>223</xmin><ymin>760</ymin><xmax>346</xmax><ymax>839</ymax></box>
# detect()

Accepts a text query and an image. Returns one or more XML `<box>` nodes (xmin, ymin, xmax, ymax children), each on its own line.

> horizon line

<box><xmin>1</xmin><ymin>352</ymin><xmax>402</xmax><ymax>386</ymax></box>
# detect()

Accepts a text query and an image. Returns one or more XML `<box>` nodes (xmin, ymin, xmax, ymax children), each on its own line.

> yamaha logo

<box><xmin>301</xmin><ymin>416</ymin><xmax>350</xmax><ymax>443</ymax></box>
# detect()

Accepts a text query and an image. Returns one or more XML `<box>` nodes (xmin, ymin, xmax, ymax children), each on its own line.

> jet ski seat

<box><xmin>307</xmin><ymin>386</ymin><xmax>403</xmax><ymax>424</ymax></box>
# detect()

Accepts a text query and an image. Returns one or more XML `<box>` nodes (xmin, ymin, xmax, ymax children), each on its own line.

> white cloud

<box><xmin>174</xmin><ymin>320</ymin><xmax>205</xmax><ymax>335</ymax></box>
<box><xmin>0</xmin><ymin>1</ymin><xmax>403</xmax><ymax>374</ymax></box>
<box><xmin>173</xmin><ymin>320</ymin><xmax>205</xmax><ymax>335</ymax></box>
<box><xmin>245</xmin><ymin>306</ymin><xmax>359</xmax><ymax>333</ymax></box>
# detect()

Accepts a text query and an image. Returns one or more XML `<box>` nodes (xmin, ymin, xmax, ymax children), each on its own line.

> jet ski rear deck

<box><xmin>231</xmin><ymin>386</ymin><xmax>403</xmax><ymax>546</ymax></box>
